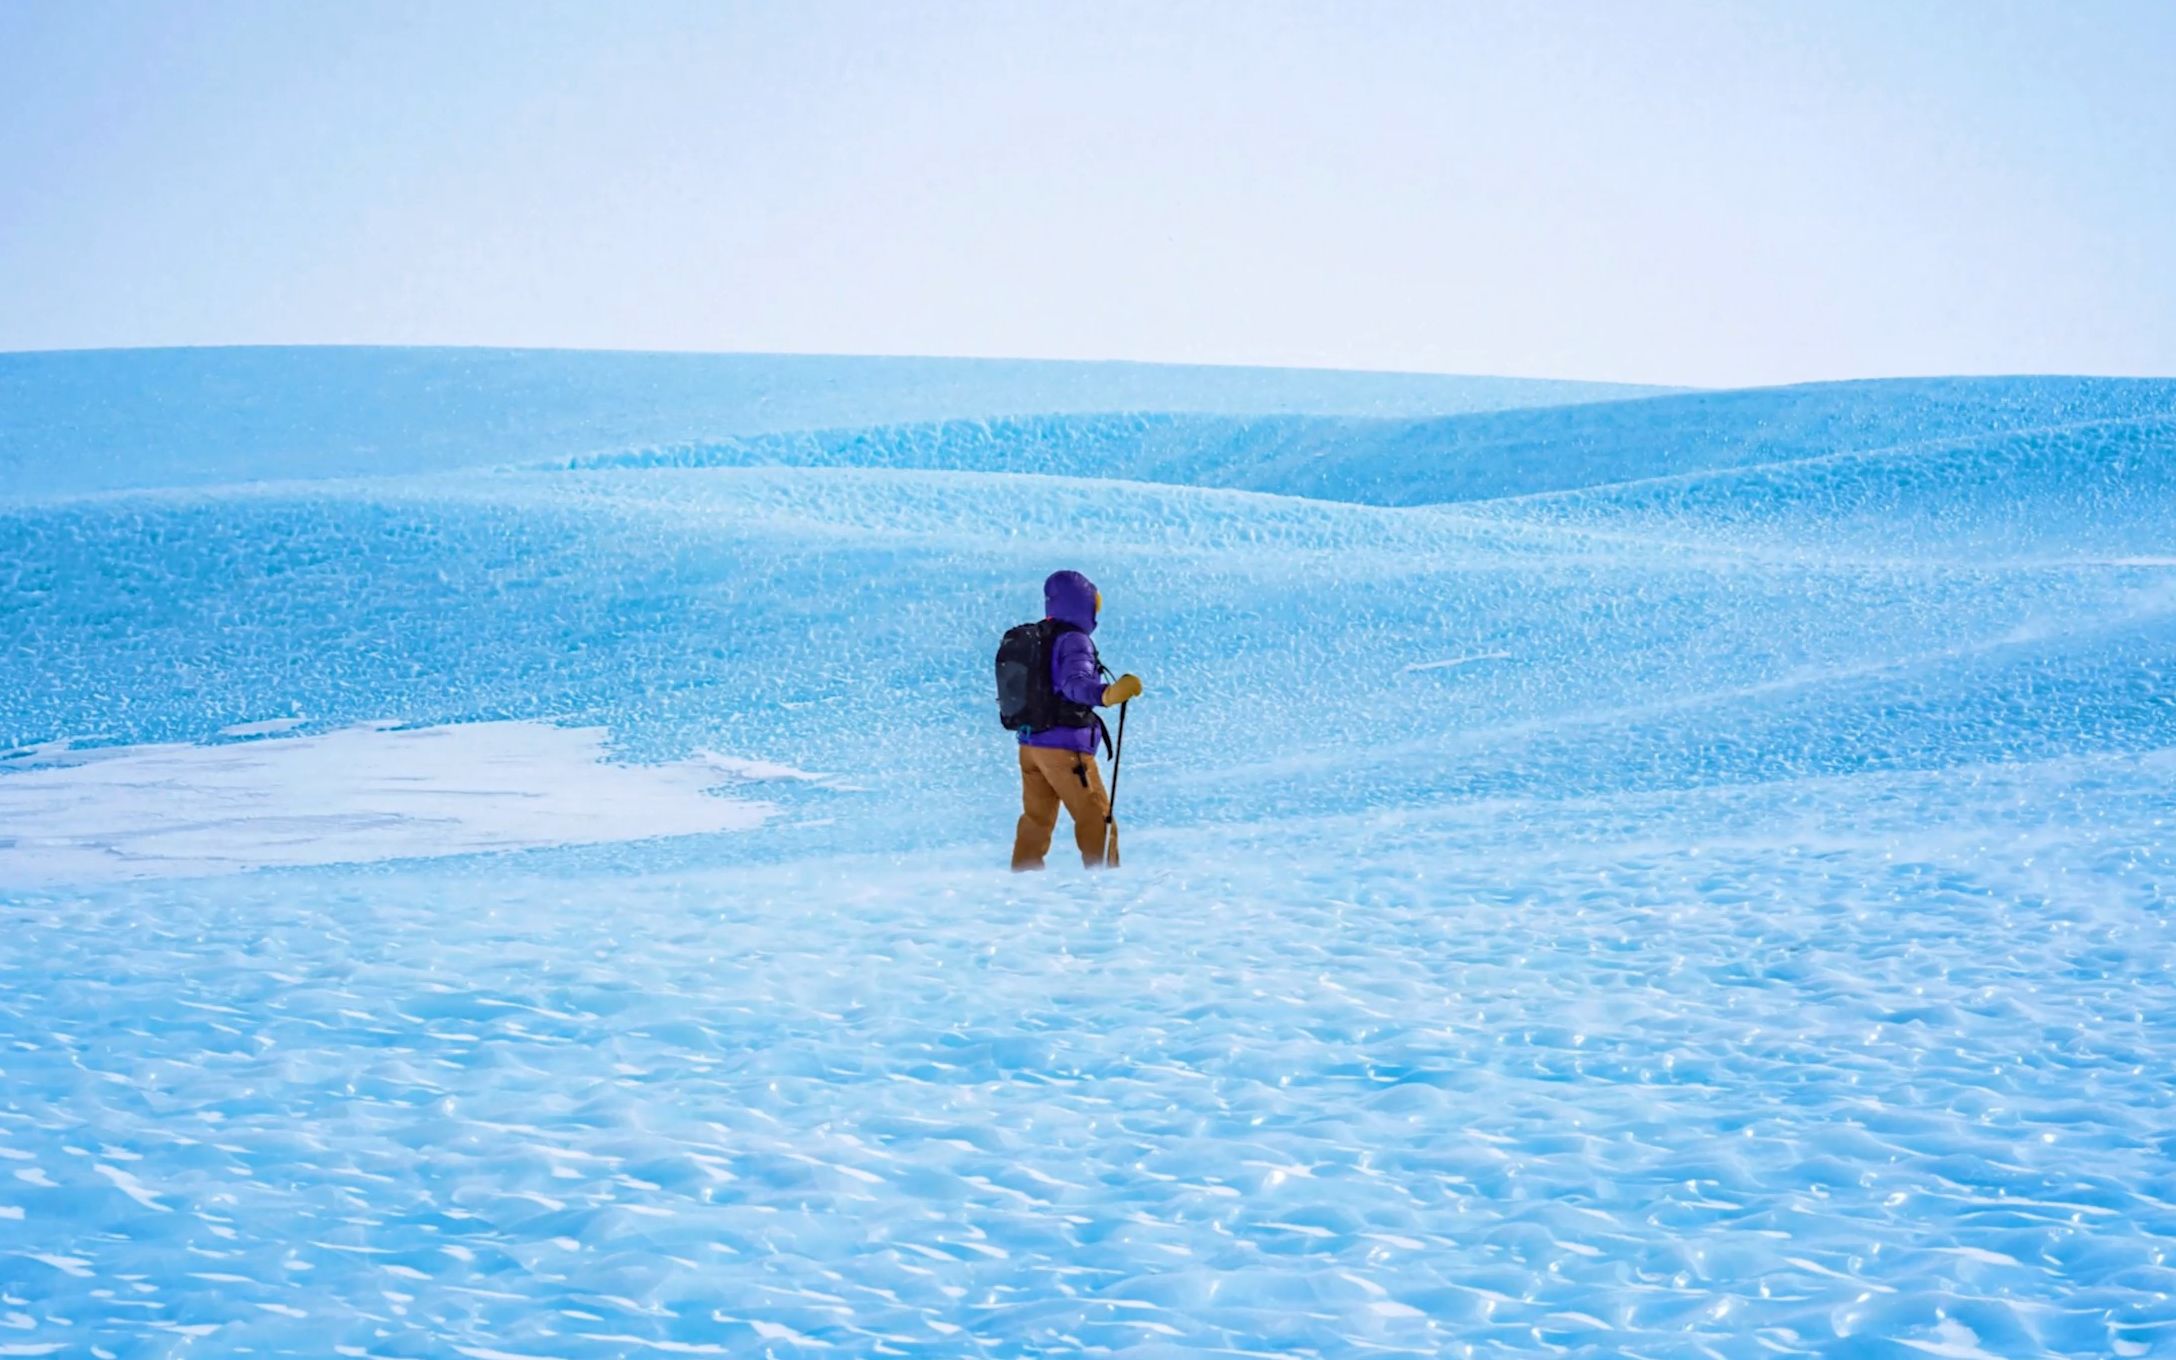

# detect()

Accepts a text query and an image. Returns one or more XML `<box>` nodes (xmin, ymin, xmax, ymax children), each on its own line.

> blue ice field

<box><xmin>2</xmin><ymin>348</ymin><xmax>2173</xmax><ymax>1359</ymax></box>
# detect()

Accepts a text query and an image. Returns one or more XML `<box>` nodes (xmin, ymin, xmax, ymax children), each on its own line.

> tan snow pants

<box><xmin>1012</xmin><ymin>745</ymin><xmax>1110</xmax><ymax>871</ymax></box>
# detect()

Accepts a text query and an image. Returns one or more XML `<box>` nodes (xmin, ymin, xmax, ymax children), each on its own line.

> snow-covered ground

<box><xmin>0</xmin><ymin>722</ymin><xmax>803</xmax><ymax>886</ymax></box>
<box><xmin>2</xmin><ymin>351</ymin><xmax>2172</xmax><ymax>1357</ymax></box>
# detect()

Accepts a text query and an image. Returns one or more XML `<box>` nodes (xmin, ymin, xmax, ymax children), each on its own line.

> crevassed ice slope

<box><xmin>1</xmin><ymin>351</ymin><xmax>2173</xmax><ymax>1359</ymax></box>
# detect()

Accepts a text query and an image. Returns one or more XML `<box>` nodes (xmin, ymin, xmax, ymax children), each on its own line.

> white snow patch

<box><xmin>745</xmin><ymin>1319</ymin><xmax>829</xmax><ymax>1347</ymax></box>
<box><xmin>93</xmin><ymin>1164</ymin><xmax>169</xmax><ymax>1212</ymax></box>
<box><xmin>1897</xmin><ymin>1319</ymin><xmax>2006</xmax><ymax>1360</ymax></box>
<box><xmin>219</xmin><ymin>717</ymin><xmax>308</xmax><ymax>737</ymax></box>
<box><xmin>1401</xmin><ymin>651</ymin><xmax>1513</xmax><ymax>674</ymax></box>
<box><xmin>0</xmin><ymin>721</ymin><xmax>776</xmax><ymax>887</ymax></box>
<box><xmin>1935</xmin><ymin>1245</ymin><xmax>2023</xmax><ymax>1267</ymax></box>
<box><xmin>575</xmin><ymin>1339</ymin><xmax>732</xmax><ymax>1356</ymax></box>
<box><xmin>692</xmin><ymin>753</ymin><xmax>829</xmax><ymax>782</ymax></box>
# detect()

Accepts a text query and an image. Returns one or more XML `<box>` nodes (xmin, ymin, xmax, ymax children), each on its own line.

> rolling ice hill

<box><xmin>1</xmin><ymin>349</ymin><xmax>2173</xmax><ymax>1358</ymax></box>
<box><xmin>0</xmin><ymin>346</ymin><xmax>1663</xmax><ymax>499</ymax></box>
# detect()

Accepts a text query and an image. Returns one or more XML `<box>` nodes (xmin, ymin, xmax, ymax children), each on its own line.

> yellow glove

<box><xmin>1103</xmin><ymin>673</ymin><xmax>1143</xmax><ymax>705</ymax></box>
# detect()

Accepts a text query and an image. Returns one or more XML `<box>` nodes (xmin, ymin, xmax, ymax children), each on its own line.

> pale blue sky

<box><xmin>2</xmin><ymin>0</ymin><xmax>2171</xmax><ymax>386</ymax></box>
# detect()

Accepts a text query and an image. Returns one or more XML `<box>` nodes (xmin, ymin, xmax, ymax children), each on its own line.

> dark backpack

<box><xmin>996</xmin><ymin>619</ymin><xmax>1105</xmax><ymax>739</ymax></box>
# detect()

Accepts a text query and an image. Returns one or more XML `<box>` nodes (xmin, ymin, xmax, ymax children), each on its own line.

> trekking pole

<box><xmin>1103</xmin><ymin>700</ymin><xmax>1128</xmax><ymax>868</ymax></box>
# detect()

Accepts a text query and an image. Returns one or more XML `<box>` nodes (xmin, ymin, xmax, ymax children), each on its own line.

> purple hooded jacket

<box><xmin>1020</xmin><ymin>570</ymin><xmax>1108</xmax><ymax>755</ymax></box>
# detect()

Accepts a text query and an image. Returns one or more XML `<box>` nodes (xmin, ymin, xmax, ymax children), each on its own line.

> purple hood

<box><xmin>1044</xmin><ymin>570</ymin><xmax>1098</xmax><ymax>635</ymax></box>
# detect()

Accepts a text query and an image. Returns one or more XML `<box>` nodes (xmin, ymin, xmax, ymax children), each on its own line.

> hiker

<box><xmin>999</xmin><ymin>570</ymin><xmax>1143</xmax><ymax>871</ymax></box>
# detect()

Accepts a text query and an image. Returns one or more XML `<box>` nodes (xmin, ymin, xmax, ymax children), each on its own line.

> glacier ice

<box><xmin>1</xmin><ymin>353</ymin><xmax>2173</xmax><ymax>1357</ymax></box>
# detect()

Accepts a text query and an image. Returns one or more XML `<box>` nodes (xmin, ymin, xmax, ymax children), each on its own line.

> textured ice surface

<box><xmin>1</xmin><ymin>352</ymin><xmax>2173</xmax><ymax>1357</ymax></box>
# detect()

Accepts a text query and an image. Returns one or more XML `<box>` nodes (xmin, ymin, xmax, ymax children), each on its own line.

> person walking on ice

<box><xmin>996</xmin><ymin>570</ymin><xmax>1143</xmax><ymax>871</ymax></box>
